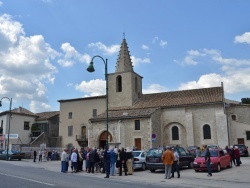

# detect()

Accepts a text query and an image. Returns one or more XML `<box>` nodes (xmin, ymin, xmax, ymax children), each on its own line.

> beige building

<box><xmin>58</xmin><ymin>38</ymin><xmax>250</xmax><ymax>151</ymax></box>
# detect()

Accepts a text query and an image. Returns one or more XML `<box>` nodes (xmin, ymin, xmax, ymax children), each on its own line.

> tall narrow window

<box><xmin>231</xmin><ymin>115</ymin><xmax>236</xmax><ymax>121</ymax></box>
<box><xmin>135</xmin><ymin>77</ymin><xmax>138</xmax><ymax>93</ymax></box>
<box><xmin>68</xmin><ymin>112</ymin><xmax>72</xmax><ymax>119</ymax></box>
<box><xmin>93</xmin><ymin>109</ymin><xmax>97</xmax><ymax>117</ymax></box>
<box><xmin>116</xmin><ymin>75</ymin><xmax>122</xmax><ymax>92</ymax></box>
<box><xmin>246</xmin><ymin>131</ymin><xmax>250</xmax><ymax>140</ymax></box>
<box><xmin>135</xmin><ymin>120</ymin><xmax>140</xmax><ymax>130</ymax></box>
<box><xmin>82</xmin><ymin>126</ymin><xmax>86</xmax><ymax>140</ymax></box>
<box><xmin>68</xmin><ymin>125</ymin><xmax>73</xmax><ymax>136</ymax></box>
<box><xmin>24</xmin><ymin>122</ymin><xmax>30</xmax><ymax>130</ymax></box>
<box><xmin>172</xmin><ymin>126</ymin><xmax>179</xmax><ymax>140</ymax></box>
<box><xmin>0</xmin><ymin>120</ymin><xmax>3</xmax><ymax>134</ymax></box>
<box><xmin>203</xmin><ymin>124</ymin><xmax>211</xmax><ymax>139</ymax></box>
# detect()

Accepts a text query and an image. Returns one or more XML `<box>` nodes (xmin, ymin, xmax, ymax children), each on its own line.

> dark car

<box><xmin>0</xmin><ymin>150</ymin><xmax>26</xmax><ymax>161</ymax></box>
<box><xmin>146</xmin><ymin>146</ymin><xmax>194</xmax><ymax>172</ymax></box>
<box><xmin>233</xmin><ymin>144</ymin><xmax>249</xmax><ymax>157</ymax></box>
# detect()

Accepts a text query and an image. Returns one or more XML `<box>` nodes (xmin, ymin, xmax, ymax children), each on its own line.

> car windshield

<box><xmin>236</xmin><ymin>145</ymin><xmax>245</xmax><ymax>149</ymax></box>
<box><xmin>132</xmin><ymin>152</ymin><xmax>141</xmax><ymax>157</ymax></box>
<box><xmin>201</xmin><ymin>150</ymin><xmax>218</xmax><ymax>157</ymax></box>
<box><xmin>147</xmin><ymin>149</ymin><xmax>163</xmax><ymax>157</ymax></box>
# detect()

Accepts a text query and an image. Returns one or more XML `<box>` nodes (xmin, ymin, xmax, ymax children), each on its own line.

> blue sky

<box><xmin>0</xmin><ymin>0</ymin><xmax>250</xmax><ymax>112</ymax></box>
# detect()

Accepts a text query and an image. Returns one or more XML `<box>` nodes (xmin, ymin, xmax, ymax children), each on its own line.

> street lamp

<box><xmin>87</xmin><ymin>55</ymin><xmax>109</xmax><ymax>148</ymax></box>
<box><xmin>0</xmin><ymin>97</ymin><xmax>12</xmax><ymax>161</ymax></box>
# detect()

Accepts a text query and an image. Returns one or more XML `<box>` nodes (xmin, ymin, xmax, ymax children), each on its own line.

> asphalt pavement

<box><xmin>2</xmin><ymin>157</ymin><xmax>250</xmax><ymax>188</ymax></box>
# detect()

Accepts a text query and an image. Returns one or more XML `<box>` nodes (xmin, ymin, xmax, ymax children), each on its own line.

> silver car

<box><xmin>132</xmin><ymin>150</ymin><xmax>147</xmax><ymax>170</ymax></box>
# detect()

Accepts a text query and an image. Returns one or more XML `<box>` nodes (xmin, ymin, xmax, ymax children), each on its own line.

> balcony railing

<box><xmin>76</xmin><ymin>135</ymin><xmax>88</xmax><ymax>141</ymax></box>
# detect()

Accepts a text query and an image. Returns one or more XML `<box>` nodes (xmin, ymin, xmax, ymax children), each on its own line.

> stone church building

<box><xmin>58</xmin><ymin>38</ymin><xmax>250</xmax><ymax>151</ymax></box>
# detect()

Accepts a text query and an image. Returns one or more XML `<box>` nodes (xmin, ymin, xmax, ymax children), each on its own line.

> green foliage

<box><xmin>241</xmin><ymin>98</ymin><xmax>250</xmax><ymax>104</ymax></box>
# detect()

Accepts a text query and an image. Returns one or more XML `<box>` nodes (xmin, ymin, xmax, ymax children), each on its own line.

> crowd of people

<box><xmin>60</xmin><ymin>146</ymin><xmax>135</xmax><ymax>178</ymax></box>
<box><xmin>33</xmin><ymin>149</ymin><xmax>60</xmax><ymax>162</ymax></box>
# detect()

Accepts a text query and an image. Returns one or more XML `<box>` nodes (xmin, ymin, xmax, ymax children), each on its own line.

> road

<box><xmin>0</xmin><ymin>157</ymin><xmax>250</xmax><ymax>188</ymax></box>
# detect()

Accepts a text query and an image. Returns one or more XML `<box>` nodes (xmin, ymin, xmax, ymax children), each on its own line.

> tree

<box><xmin>241</xmin><ymin>98</ymin><xmax>250</xmax><ymax>104</ymax></box>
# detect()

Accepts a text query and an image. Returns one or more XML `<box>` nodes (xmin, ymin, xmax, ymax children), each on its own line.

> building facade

<box><xmin>58</xmin><ymin>38</ymin><xmax>250</xmax><ymax>151</ymax></box>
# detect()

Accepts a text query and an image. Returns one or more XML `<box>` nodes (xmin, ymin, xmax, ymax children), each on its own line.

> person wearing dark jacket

<box><xmin>103</xmin><ymin>146</ymin><xmax>110</xmax><ymax>178</ymax></box>
<box><xmin>119</xmin><ymin>148</ymin><xmax>128</xmax><ymax>176</ymax></box>
<box><xmin>88</xmin><ymin>148</ymin><xmax>96</xmax><ymax>173</ymax></box>
<box><xmin>205</xmin><ymin>148</ymin><xmax>212</xmax><ymax>177</ymax></box>
<box><xmin>33</xmin><ymin>150</ymin><xmax>37</xmax><ymax>162</ymax></box>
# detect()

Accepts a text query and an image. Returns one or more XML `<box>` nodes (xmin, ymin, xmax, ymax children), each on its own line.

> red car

<box><xmin>192</xmin><ymin>149</ymin><xmax>232</xmax><ymax>172</ymax></box>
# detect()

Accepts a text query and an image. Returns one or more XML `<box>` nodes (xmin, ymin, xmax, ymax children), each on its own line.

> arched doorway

<box><xmin>99</xmin><ymin>131</ymin><xmax>112</xmax><ymax>149</ymax></box>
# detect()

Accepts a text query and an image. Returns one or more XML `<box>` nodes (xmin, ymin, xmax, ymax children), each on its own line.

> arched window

<box><xmin>203</xmin><ymin>124</ymin><xmax>211</xmax><ymax>139</ymax></box>
<box><xmin>231</xmin><ymin>115</ymin><xmax>236</xmax><ymax>121</ymax></box>
<box><xmin>116</xmin><ymin>75</ymin><xmax>122</xmax><ymax>92</ymax></box>
<box><xmin>172</xmin><ymin>126</ymin><xmax>179</xmax><ymax>140</ymax></box>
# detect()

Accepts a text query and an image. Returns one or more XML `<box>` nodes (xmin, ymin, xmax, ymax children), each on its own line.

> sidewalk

<box><xmin>4</xmin><ymin>157</ymin><xmax>250</xmax><ymax>188</ymax></box>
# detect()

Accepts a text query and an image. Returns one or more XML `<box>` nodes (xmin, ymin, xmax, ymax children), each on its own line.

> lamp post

<box><xmin>87</xmin><ymin>55</ymin><xmax>109</xmax><ymax>148</ymax></box>
<box><xmin>0</xmin><ymin>97</ymin><xmax>12</xmax><ymax>161</ymax></box>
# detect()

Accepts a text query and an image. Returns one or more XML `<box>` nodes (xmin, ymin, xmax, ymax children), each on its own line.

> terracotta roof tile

<box><xmin>90</xmin><ymin>86</ymin><xmax>224</xmax><ymax>121</ymax></box>
<box><xmin>35</xmin><ymin>111</ymin><xmax>59</xmax><ymax>121</ymax></box>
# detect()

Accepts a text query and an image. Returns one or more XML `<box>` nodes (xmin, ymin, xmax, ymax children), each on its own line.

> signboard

<box><xmin>5</xmin><ymin>134</ymin><xmax>19</xmax><ymax>139</ymax></box>
<box><xmin>152</xmin><ymin>133</ymin><xmax>156</xmax><ymax>142</ymax></box>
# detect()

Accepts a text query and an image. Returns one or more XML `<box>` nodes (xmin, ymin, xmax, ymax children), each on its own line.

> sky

<box><xmin>0</xmin><ymin>0</ymin><xmax>250</xmax><ymax>113</ymax></box>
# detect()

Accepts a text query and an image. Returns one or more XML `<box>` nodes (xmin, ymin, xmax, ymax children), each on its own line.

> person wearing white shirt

<box><xmin>171</xmin><ymin>148</ymin><xmax>180</xmax><ymax>178</ymax></box>
<box><xmin>71</xmin><ymin>149</ymin><xmax>77</xmax><ymax>173</ymax></box>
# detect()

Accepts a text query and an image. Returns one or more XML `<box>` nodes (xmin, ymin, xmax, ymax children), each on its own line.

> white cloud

<box><xmin>160</xmin><ymin>40</ymin><xmax>167</xmax><ymax>48</ymax></box>
<box><xmin>131</xmin><ymin>56</ymin><xmax>150</xmax><ymax>66</ymax></box>
<box><xmin>143</xmin><ymin>84</ymin><xmax>168</xmax><ymax>94</ymax></box>
<box><xmin>57</xmin><ymin>42</ymin><xmax>91</xmax><ymax>67</ymax></box>
<box><xmin>75</xmin><ymin>79</ymin><xmax>106</xmax><ymax>96</ymax></box>
<box><xmin>0</xmin><ymin>14</ymin><xmax>60</xmax><ymax>111</ymax></box>
<box><xmin>178</xmin><ymin>47</ymin><xmax>250</xmax><ymax>96</ymax></box>
<box><xmin>29</xmin><ymin>100</ymin><xmax>52</xmax><ymax>113</ymax></box>
<box><xmin>88</xmin><ymin>42</ymin><xmax>120</xmax><ymax>55</ymax></box>
<box><xmin>234</xmin><ymin>32</ymin><xmax>250</xmax><ymax>45</ymax></box>
<box><xmin>0</xmin><ymin>1</ymin><xmax>3</xmax><ymax>6</ymax></box>
<box><xmin>152</xmin><ymin>37</ymin><xmax>159</xmax><ymax>43</ymax></box>
<box><xmin>142</xmin><ymin>44</ymin><xmax>149</xmax><ymax>50</ymax></box>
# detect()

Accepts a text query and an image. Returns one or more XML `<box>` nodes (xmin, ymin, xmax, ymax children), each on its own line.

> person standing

<box><xmin>205</xmin><ymin>148</ymin><xmax>212</xmax><ymax>177</ymax></box>
<box><xmin>71</xmin><ymin>149</ymin><xmax>78</xmax><ymax>173</ymax></box>
<box><xmin>162</xmin><ymin>146</ymin><xmax>174</xmax><ymax>179</ymax></box>
<box><xmin>103</xmin><ymin>146</ymin><xmax>110</xmax><ymax>178</ymax></box>
<box><xmin>38</xmin><ymin>150</ymin><xmax>42</xmax><ymax>162</ymax></box>
<box><xmin>110</xmin><ymin>148</ymin><xmax>117</xmax><ymax>176</ymax></box>
<box><xmin>230</xmin><ymin>146</ymin><xmax>236</xmax><ymax>166</ymax></box>
<box><xmin>33</xmin><ymin>150</ymin><xmax>37</xmax><ymax>162</ymax></box>
<box><xmin>61</xmin><ymin>148</ymin><xmax>68</xmax><ymax>173</ymax></box>
<box><xmin>126</xmin><ymin>150</ymin><xmax>133</xmax><ymax>175</ymax></box>
<box><xmin>171</xmin><ymin>148</ymin><xmax>180</xmax><ymax>178</ymax></box>
<box><xmin>119</xmin><ymin>148</ymin><xmax>128</xmax><ymax>176</ymax></box>
<box><xmin>234</xmin><ymin>146</ymin><xmax>241</xmax><ymax>166</ymax></box>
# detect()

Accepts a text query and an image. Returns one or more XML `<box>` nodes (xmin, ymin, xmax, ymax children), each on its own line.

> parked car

<box><xmin>207</xmin><ymin>144</ymin><xmax>220</xmax><ymax>149</ymax></box>
<box><xmin>0</xmin><ymin>150</ymin><xmax>26</xmax><ymax>161</ymax></box>
<box><xmin>146</xmin><ymin>146</ymin><xmax>194</xmax><ymax>172</ymax></box>
<box><xmin>187</xmin><ymin>146</ymin><xmax>198</xmax><ymax>157</ymax></box>
<box><xmin>233</xmin><ymin>144</ymin><xmax>249</xmax><ymax>157</ymax></box>
<box><xmin>132</xmin><ymin>150</ymin><xmax>147</xmax><ymax>170</ymax></box>
<box><xmin>192</xmin><ymin>149</ymin><xmax>231</xmax><ymax>172</ymax></box>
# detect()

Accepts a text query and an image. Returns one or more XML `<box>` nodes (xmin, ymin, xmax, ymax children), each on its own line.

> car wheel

<box><xmin>188</xmin><ymin>161</ymin><xmax>193</xmax><ymax>169</ymax></box>
<box><xmin>217</xmin><ymin>164</ymin><xmax>221</xmax><ymax>172</ymax></box>
<box><xmin>150</xmin><ymin>169</ymin><xmax>156</xmax><ymax>173</ymax></box>
<box><xmin>141</xmin><ymin>163</ymin><xmax>146</xmax><ymax>171</ymax></box>
<box><xmin>19</xmin><ymin>158</ymin><xmax>21</xmax><ymax>161</ymax></box>
<box><xmin>195</xmin><ymin>170</ymin><xmax>199</xmax><ymax>172</ymax></box>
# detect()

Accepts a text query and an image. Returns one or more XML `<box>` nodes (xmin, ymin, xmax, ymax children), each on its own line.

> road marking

<box><xmin>0</xmin><ymin>172</ymin><xmax>55</xmax><ymax>186</ymax></box>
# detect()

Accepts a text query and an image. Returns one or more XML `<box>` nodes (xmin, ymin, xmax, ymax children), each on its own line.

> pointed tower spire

<box><xmin>115</xmin><ymin>37</ymin><xmax>134</xmax><ymax>73</ymax></box>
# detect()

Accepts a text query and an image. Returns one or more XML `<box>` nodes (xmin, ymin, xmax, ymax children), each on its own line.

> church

<box><xmin>58</xmin><ymin>38</ymin><xmax>250</xmax><ymax>151</ymax></box>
